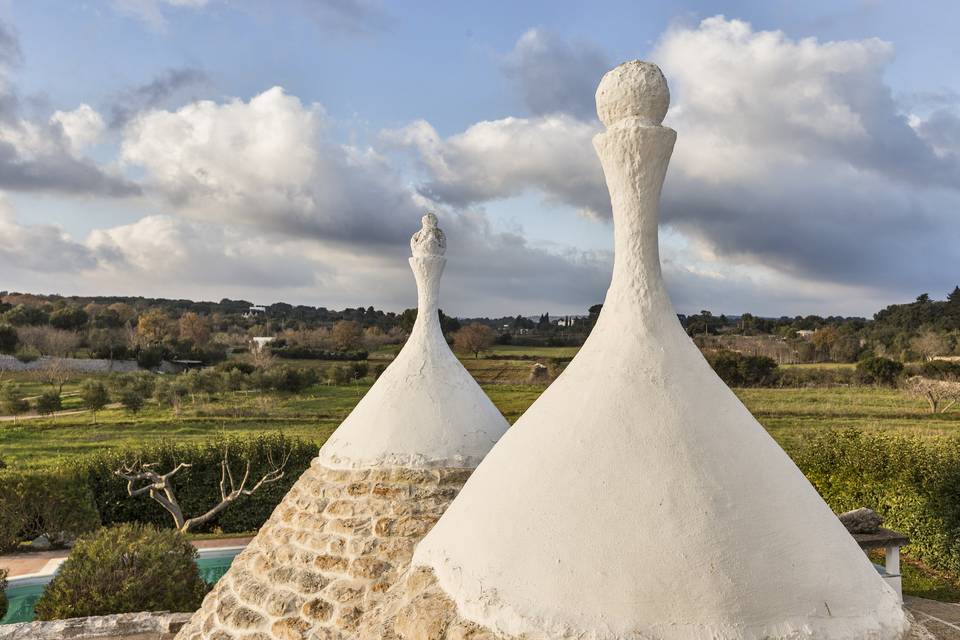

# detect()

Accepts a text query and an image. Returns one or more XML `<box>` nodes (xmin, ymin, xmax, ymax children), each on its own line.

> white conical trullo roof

<box><xmin>318</xmin><ymin>212</ymin><xmax>508</xmax><ymax>470</ymax></box>
<box><xmin>410</xmin><ymin>62</ymin><xmax>909</xmax><ymax>640</ymax></box>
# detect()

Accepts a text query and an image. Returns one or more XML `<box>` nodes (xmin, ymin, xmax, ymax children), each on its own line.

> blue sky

<box><xmin>1</xmin><ymin>0</ymin><xmax>958</xmax><ymax>317</ymax></box>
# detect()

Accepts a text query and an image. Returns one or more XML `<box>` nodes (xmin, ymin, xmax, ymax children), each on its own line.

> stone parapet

<box><xmin>0</xmin><ymin>611</ymin><xmax>191</xmax><ymax>640</ymax></box>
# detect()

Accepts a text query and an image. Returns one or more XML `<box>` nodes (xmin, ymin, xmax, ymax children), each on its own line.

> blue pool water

<box><xmin>1</xmin><ymin>547</ymin><xmax>242</xmax><ymax>625</ymax></box>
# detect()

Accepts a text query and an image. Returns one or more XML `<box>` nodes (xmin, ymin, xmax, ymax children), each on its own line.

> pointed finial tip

<box><xmin>596</xmin><ymin>60</ymin><xmax>670</xmax><ymax>127</ymax></box>
<box><xmin>411</xmin><ymin>211</ymin><xmax>447</xmax><ymax>257</ymax></box>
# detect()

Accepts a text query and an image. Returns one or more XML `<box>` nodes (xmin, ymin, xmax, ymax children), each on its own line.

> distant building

<box><xmin>796</xmin><ymin>329</ymin><xmax>816</xmax><ymax>339</ymax></box>
<box><xmin>244</xmin><ymin>305</ymin><xmax>267</xmax><ymax>318</ymax></box>
<box><xmin>251</xmin><ymin>336</ymin><xmax>276</xmax><ymax>351</ymax></box>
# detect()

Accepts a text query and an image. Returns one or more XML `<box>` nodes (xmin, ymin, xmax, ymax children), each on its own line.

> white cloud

<box><xmin>386</xmin><ymin>115</ymin><xmax>607</xmax><ymax>219</ymax></box>
<box><xmin>50</xmin><ymin>104</ymin><xmax>106</xmax><ymax>153</ymax></box>
<box><xmin>0</xmin><ymin>196</ymin><xmax>97</xmax><ymax>273</ymax></box>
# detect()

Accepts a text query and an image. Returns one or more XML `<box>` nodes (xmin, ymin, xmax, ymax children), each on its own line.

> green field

<box><xmin>2</xmin><ymin>361</ymin><xmax>957</xmax><ymax>467</ymax></box>
<box><xmin>3</xmin><ymin>351</ymin><xmax>960</xmax><ymax>599</ymax></box>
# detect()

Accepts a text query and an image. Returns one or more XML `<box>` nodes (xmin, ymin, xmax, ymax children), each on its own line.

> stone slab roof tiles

<box><xmin>362</xmin><ymin>61</ymin><xmax>910</xmax><ymax>640</ymax></box>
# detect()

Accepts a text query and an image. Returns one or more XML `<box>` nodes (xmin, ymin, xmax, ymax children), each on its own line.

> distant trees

<box><xmin>178</xmin><ymin>312</ymin><xmax>211</xmax><ymax>348</ymax></box>
<box><xmin>36</xmin><ymin>390</ymin><xmax>62</xmax><ymax>416</ymax></box>
<box><xmin>911</xmin><ymin>330</ymin><xmax>949</xmax><ymax>361</ymax></box>
<box><xmin>80</xmin><ymin>380</ymin><xmax>110</xmax><ymax>423</ymax></box>
<box><xmin>453</xmin><ymin>323</ymin><xmax>496</xmax><ymax>359</ymax></box>
<box><xmin>331</xmin><ymin>320</ymin><xmax>363</xmax><ymax>351</ymax></box>
<box><xmin>135</xmin><ymin>310</ymin><xmax>169</xmax><ymax>346</ymax></box>
<box><xmin>0</xmin><ymin>384</ymin><xmax>29</xmax><ymax>422</ymax></box>
<box><xmin>49</xmin><ymin>306</ymin><xmax>88</xmax><ymax>331</ymax></box>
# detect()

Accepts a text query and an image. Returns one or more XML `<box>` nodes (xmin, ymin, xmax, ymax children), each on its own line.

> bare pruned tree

<box><xmin>902</xmin><ymin>376</ymin><xmax>960</xmax><ymax>414</ymax></box>
<box><xmin>115</xmin><ymin>445</ymin><xmax>291</xmax><ymax>533</ymax></box>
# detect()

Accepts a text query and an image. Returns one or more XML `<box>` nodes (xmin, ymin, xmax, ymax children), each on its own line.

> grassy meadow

<box><xmin>1</xmin><ymin>349</ymin><xmax>957</xmax><ymax>467</ymax></box>
<box><xmin>4</xmin><ymin>346</ymin><xmax>960</xmax><ymax>600</ymax></box>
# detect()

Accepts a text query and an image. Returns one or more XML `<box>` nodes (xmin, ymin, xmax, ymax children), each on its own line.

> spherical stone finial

<box><xmin>411</xmin><ymin>211</ymin><xmax>447</xmax><ymax>257</ymax></box>
<box><xmin>596</xmin><ymin>60</ymin><xmax>670</xmax><ymax>127</ymax></box>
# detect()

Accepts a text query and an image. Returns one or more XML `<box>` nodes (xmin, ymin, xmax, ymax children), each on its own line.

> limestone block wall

<box><xmin>176</xmin><ymin>461</ymin><xmax>470</xmax><ymax>640</ymax></box>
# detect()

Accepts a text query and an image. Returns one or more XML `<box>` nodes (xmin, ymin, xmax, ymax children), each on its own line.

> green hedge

<box><xmin>792</xmin><ymin>429</ymin><xmax>960</xmax><ymax>573</ymax></box>
<box><xmin>0</xmin><ymin>433</ymin><xmax>316</xmax><ymax>551</ymax></box>
<box><xmin>0</xmin><ymin>468</ymin><xmax>100</xmax><ymax>552</ymax></box>
<box><xmin>81</xmin><ymin>433</ymin><xmax>316</xmax><ymax>533</ymax></box>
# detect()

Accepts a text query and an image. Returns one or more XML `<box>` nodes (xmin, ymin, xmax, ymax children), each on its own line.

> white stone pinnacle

<box><xmin>317</xmin><ymin>213</ymin><xmax>508</xmax><ymax>470</ymax></box>
<box><xmin>411</xmin><ymin>61</ymin><xmax>910</xmax><ymax>640</ymax></box>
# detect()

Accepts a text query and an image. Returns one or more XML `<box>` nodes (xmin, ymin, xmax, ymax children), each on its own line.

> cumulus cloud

<box><xmin>385</xmin><ymin>115</ymin><xmax>608</xmax><ymax>219</ymax></box>
<box><xmin>502</xmin><ymin>28</ymin><xmax>609</xmax><ymax>120</ymax></box>
<box><xmin>122</xmin><ymin>86</ymin><xmax>421</xmax><ymax>243</ymax></box>
<box><xmin>389</xmin><ymin>18</ymin><xmax>960</xmax><ymax>312</ymax></box>
<box><xmin>0</xmin><ymin>197</ymin><xmax>97</xmax><ymax>273</ymax></box>
<box><xmin>50</xmin><ymin>104</ymin><xmax>106</xmax><ymax>152</ymax></box>
<box><xmin>0</xmin><ymin>19</ymin><xmax>139</xmax><ymax>196</ymax></box>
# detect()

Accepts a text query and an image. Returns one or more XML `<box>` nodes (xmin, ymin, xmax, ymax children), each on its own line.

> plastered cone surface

<box><xmin>360</xmin><ymin>61</ymin><xmax>910</xmax><ymax>640</ymax></box>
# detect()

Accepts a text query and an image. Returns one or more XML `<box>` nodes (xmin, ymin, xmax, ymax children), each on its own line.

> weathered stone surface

<box><xmin>840</xmin><ymin>507</ymin><xmax>884</xmax><ymax>534</ymax></box>
<box><xmin>0</xmin><ymin>611</ymin><xmax>192</xmax><ymax>640</ymax></box>
<box><xmin>175</xmin><ymin>463</ymin><xmax>469</xmax><ymax>639</ymax></box>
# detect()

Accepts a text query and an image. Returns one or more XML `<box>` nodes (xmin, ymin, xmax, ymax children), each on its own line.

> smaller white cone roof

<box><xmin>411</xmin><ymin>62</ymin><xmax>908</xmax><ymax>640</ymax></box>
<box><xmin>318</xmin><ymin>213</ymin><xmax>509</xmax><ymax>470</ymax></box>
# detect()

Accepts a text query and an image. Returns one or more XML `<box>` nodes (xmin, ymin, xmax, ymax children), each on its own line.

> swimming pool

<box><xmin>1</xmin><ymin>546</ymin><xmax>243</xmax><ymax>625</ymax></box>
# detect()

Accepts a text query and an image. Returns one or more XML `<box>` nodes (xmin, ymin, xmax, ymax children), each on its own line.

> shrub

<box><xmin>856</xmin><ymin>356</ymin><xmax>904</xmax><ymax>387</ymax></box>
<box><xmin>706</xmin><ymin>351</ymin><xmax>778</xmax><ymax>387</ymax></box>
<box><xmin>35</xmin><ymin>390</ymin><xmax>62</xmax><ymax>415</ymax></box>
<box><xmin>0</xmin><ymin>467</ymin><xmax>100</xmax><ymax>553</ymax></box>
<box><xmin>136</xmin><ymin>345</ymin><xmax>166</xmax><ymax>369</ymax></box>
<box><xmin>216</xmin><ymin>360</ymin><xmax>255</xmax><ymax>375</ymax></box>
<box><xmin>33</xmin><ymin>523</ymin><xmax>207</xmax><ymax>620</ymax></box>
<box><xmin>326</xmin><ymin>364</ymin><xmax>352</xmax><ymax>385</ymax></box>
<box><xmin>79</xmin><ymin>433</ymin><xmax>315</xmax><ymax>533</ymax></box>
<box><xmin>920</xmin><ymin>360</ymin><xmax>960</xmax><ymax>381</ymax></box>
<box><xmin>272</xmin><ymin>346</ymin><xmax>368</xmax><ymax>361</ymax></box>
<box><xmin>13</xmin><ymin>347</ymin><xmax>40</xmax><ymax>363</ymax></box>
<box><xmin>792</xmin><ymin>429</ymin><xmax>960</xmax><ymax>574</ymax></box>
<box><xmin>0</xmin><ymin>323</ymin><xmax>17</xmax><ymax>354</ymax></box>
<box><xmin>255</xmin><ymin>365</ymin><xmax>318</xmax><ymax>392</ymax></box>
<box><xmin>0</xmin><ymin>567</ymin><xmax>7</xmax><ymax>620</ymax></box>
<box><xmin>154</xmin><ymin>377</ymin><xmax>189</xmax><ymax>412</ymax></box>
<box><xmin>372</xmin><ymin>363</ymin><xmax>388</xmax><ymax>379</ymax></box>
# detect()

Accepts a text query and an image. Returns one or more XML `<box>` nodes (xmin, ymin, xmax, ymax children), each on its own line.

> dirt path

<box><xmin>0</xmin><ymin>403</ymin><xmax>121</xmax><ymax>422</ymax></box>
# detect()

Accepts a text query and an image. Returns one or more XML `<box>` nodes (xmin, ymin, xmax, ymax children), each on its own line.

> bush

<box><xmin>920</xmin><ymin>360</ymin><xmax>960</xmax><ymax>381</ymax></box>
<box><xmin>255</xmin><ymin>365</ymin><xmax>318</xmax><ymax>393</ymax></box>
<box><xmin>792</xmin><ymin>429</ymin><xmax>960</xmax><ymax>574</ymax></box>
<box><xmin>36</xmin><ymin>390</ymin><xmax>62</xmax><ymax>415</ymax></box>
<box><xmin>78</xmin><ymin>433</ymin><xmax>315</xmax><ymax>533</ymax></box>
<box><xmin>272</xmin><ymin>346</ymin><xmax>368</xmax><ymax>361</ymax></box>
<box><xmin>0</xmin><ymin>323</ymin><xmax>17</xmax><ymax>354</ymax></box>
<box><xmin>326</xmin><ymin>364</ymin><xmax>352</xmax><ymax>385</ymax></box>
<box><xmin>0</xmin><ymin>467</ymin><xmax>100</xmax><ymax>553</ymax></box>
<box><xmin>773</xmin><ymin>366</ymin><xmax>857</xmax><ymax>388</ymax></box>
<box><xmin>706</xmin><ymin>351</ymin><xmax>778</xmax><ymax>387</ymax></box>
<box><xmin>13</xmin><ymin>347</ymin><xmax>40</xmax><ymax>363</ymax></box>
<box><xmin>136</xmin><ymin>345</ymin><xmax>166</xmax><ymax>369</ymax></box>
<box><xmin>33</xmin><ymin>523</ymin><xmax>207</xmax><ymax>620</ymax></box>
<box><xmin>856</xmin><ymin>356</ymin><xmax>904</xmax><ymax>387</ymax></box>
<box><xmin>80</xmin><ymin>379</ymin><xmax>110</xmax><ymax>421</ymax></box>
<box><xmin>372</xmin><ymin>363</ymin><xmax>388</xmax><ymax>379</ymax></box>
<box><xmin>216</xmin><ymin>360</ymin><xmax>255</xmax><ymax>375</ymax></box>
<box><xmin>0</xmin><ymin>567</ymin><xmax>7</xmax><ymax>620</ymax></box>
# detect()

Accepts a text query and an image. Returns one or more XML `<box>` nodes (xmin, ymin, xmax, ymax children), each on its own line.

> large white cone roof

<box><xmin>412</xmin><ymin>62</ymin><xmax>908</xmax><ymax>639</ymax></box>
<box><xmin>318</xmin><ymin>213</ymin><xmax>509</xmax><ymax>470</ymax></box>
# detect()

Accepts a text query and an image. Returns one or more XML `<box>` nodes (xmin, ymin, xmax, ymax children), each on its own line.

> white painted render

<box><xmin>413</xmin><ymin>61</ymin><xmax>909</xmax><ymax>640</ymax></box>
<box><xmin>318</xmin><ymin>214</ymin><xmax>509</xmax><ymax>470</ymax></box>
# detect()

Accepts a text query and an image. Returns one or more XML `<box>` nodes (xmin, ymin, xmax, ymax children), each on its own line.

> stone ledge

<box><xmin>0</xmin><ymin>611</ymin><xmax>191</xmax><ymax>640</ymax></box>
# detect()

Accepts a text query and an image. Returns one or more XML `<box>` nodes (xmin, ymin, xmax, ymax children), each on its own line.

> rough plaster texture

<box><xmin>318</xmin><ymin>213</ymin><xmax>507</xmax><ymax>470</ymax></box>
<box><xmin>175</xmin><ymin>214</ymin><xmax>508</xmax><ymax>640</ymax></box>
<box><xmin>175</xmin><ymin>463</ymin><xmax>468</xmax><ymax>640</ymax></box>
<box><xmin>398</xmin><ymin>60</ymin><xmax>910</xmax><ymax>640</ymax></box>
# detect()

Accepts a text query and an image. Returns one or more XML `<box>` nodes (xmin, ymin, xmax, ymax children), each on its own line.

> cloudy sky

<box><xmin>1</xmin><ymin>1</ymin><xmax>958</xmax><ymax>317</ymax></box>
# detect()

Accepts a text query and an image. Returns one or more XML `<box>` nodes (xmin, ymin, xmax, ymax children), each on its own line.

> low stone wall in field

<box><xmin>0</xmin><ymin>355</ymin><xmax>139</xmax><ymax>373</ymax></box>
<box><xmin>0</xmin><ymin>611</ymin><xmax>191</xmax><ymax>640</ymax></box>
